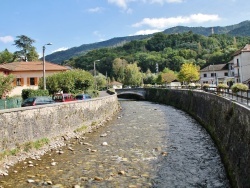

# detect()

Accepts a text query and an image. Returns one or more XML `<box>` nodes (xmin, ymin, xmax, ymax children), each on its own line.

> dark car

<box><xmin>21</xmin><ymin>96</ymin><xmax>55</xmax><ymax>107</ymax></box>
<box><xmin>75</xmin><ymin>94</ymin><xmax>91</xmax><ymax>100</ymax></box>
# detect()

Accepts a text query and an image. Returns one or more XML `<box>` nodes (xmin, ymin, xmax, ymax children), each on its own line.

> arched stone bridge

<box><xmin>115</xmin><ymin>88</ymin><xmax>146</xmax><ymax>100</ymax></box>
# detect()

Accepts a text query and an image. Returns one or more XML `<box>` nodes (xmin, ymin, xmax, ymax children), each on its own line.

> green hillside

<box><xmin>45</xmin><ymin>20</ymin><xmax>250</xmax><ymax>64</ymax></box>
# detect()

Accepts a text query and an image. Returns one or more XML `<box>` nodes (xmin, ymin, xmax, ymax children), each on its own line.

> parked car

<box><xmin>21</xmin><ymin>96</ymin><xmax>55</xmax><ymax>107</ymax></box>
<box><xmin>52</xmin><ymin>93</ymin><xmax>76</xmax><ymax>102</ymax></box>
<box><xmin>75</xmin><ymin>94</ymin><xmax>91</xmax><ymax>100</ymax></box>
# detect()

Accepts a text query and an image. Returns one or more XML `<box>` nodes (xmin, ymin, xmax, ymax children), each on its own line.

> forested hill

<box><xmin>46</xmin><ymin>20</ymin><xmax>250</xmax><ymax>64</ymax></box>
<box><xmin>163</xmin><ymin>20</ymin><xmax>250</xmax><ymax>36</ymax></box>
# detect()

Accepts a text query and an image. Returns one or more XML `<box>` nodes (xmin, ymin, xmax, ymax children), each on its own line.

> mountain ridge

<box><xmin>45</xmin><ymin>20</ymin><xmax>250</xmax><ymax>64</ymax></box>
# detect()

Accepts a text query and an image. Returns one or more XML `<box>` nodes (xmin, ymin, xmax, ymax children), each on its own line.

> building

<box><xmin>0</xmin><ymin>61</ymin><xmax>69</xmax><ymax>96</ymax></box>
<box><xmin>109</xmin><ymin>81</ymin><xmax>123</xmax><ymax>89</ymax></box>
<box><xmin>199</xmin><ymin>63</ymin><xmax>233</xmax><ymax>86</ymax></box>
<box><xmin>232</xmin><ymin>44</ymin><xmax>250</xmax><ymax>86</ymax></box>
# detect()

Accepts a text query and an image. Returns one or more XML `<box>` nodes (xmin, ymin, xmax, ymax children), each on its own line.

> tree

<box><xmin>178</xmin><ymin>63</ymin><xmax>200</xmax><ymax>83</ymax></box>
<box><xmin>124</xmin><ymin>63</ymin><xmax>142</xmax><ymax>86</ymax></box>
<box><xmin>96</xmin><ymin>73</ymin><xmax>107</xmax><ymax>90</ymax></box>
<box><xmin>39</xmin><ymin>69</ymin><xmax>94</xmax><ymax>94</ymax></box>
<box><xmin>161</xmin><ymin>68</ymin><xmax>177</xmax><ymax>84</ymax></box>
<box><xmin>13</xmin><ymin>35</ymin><xmax>37</xmax><ymax>61</ymax></box>
<box><xmin>0</xmin><ymin>49</ymin><xmax>14</xmax><ymax>64</ymax></box>
<box><xmin>0</xmin><ymin>74</ymin><xmax>15</xmax><ymax>98</ymax></box>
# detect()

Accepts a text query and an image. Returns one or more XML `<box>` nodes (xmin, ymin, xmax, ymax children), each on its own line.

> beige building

<box><xmin>233</xmin><ymin>44</ymin><xmax>250</xmax><ymax>85</ymax></box>
<box><xmin>0</xmin><ymin>61</ymin><xmax>69</xmax><ymax>96</ymax></box>
<box><xmin>200</xmin><ymin>64</ymin><xmax>232</xmax><ymax>85</ymax></box>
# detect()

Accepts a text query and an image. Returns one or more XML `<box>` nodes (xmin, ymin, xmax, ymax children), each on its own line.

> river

<box><xmin>0</xmin><ymin>100</ymin><xmax>230</xmax><ymax>188</ymax></box>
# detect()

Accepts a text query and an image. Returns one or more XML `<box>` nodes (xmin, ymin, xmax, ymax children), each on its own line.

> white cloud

<box><xmin>133</xmin><ymin>29</ymin><xmax>162</xmax><ymax>35</ymax></box>
<box><xmin>87</xmin><ymin>7</ymin><xmax>103</xmax><ymax>13</ymax></box>
<box><xmin>107</xmin><ymin>0</ymin><xmax>182</xmax><ymax>10</ymax></box>
<box><xmin>132</xmin><ymin>13</ymin><xmax>221</xmax><ymax>29</ymax></box>
<box><xmin>52</xmin><ymin>47</ymin><xmax>69</xmax><ymax>53</ymax></box>
<box><xmin>108</xmin><ymin>0</ymin><xmax>129</xmax><ymax>9</ymax></box>
<box><xmin>0</xmin><ymin>36</ymin><xmax>14</xmax><ymax>43</ymax></box>
<box><xmin>149</xmin><ymin>0</ymin><xmax>183</xmax><ymax>4</ymax></box>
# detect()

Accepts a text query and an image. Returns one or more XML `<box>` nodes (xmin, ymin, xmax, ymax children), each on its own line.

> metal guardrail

<box><xmin>162</xmin><ymin>85</ymin><xmax>250</xmax><ymax>107</ymax></box>
<box><xmin>0</xmin><ymin>98</ymin><xmax>22</xmax><ymax>110</ymax></box>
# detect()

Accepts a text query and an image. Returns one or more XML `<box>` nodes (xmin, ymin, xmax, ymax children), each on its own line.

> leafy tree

<box><xmin>143</xmin><ymin>69</ymin><xmax>157</xmax><ymax>85</ymax></box>
<box><xmin>112</xmin><ymin>58</ymin><xmax>127</xmax><ymax>82</ymax></box>
<box><xmin>0</xmin><ymin>49</ymin><xmax>14</xmax><ymax>64</ymax></box>
<box><xmin>13</xmin><ymin>35</ymin><xmax>37</xmax><ymax>61</ymax></box>
<box><xmin>146</xmin><ymin>32</ymin><xmax>167</xmax><ymax>52</ymax></box>
<box><xmin>178</xmin><ymin>63</ymin><xmax>200</xmax><ymax>83</ymax></box>
<box><xmin>26</xmin><ymin>46</ymin><xmax>39</xmax><ymax>61</ymax></box>
<box><xmin>124</xmin><ymin>63</ymin><xmax>142</xmax><ymax>86</ymax></box>
<box><xmin>39</xmin><ymin>69</ymin><xmax>93</xmax><ymax>94</ymax></box>
<box><xmin>0</xmin><ymin>74</ymin><xmax>15</xmax><ymax>98</ymax></box>
<box><xmin>96</xmin><ymin>73</ymin><xmax>107</xmax><ymax>90</ymax></box>
<box><xmin>161</xmin><ymin>68</ymin><xmax>177</xmax><ymax>84</ymax></box>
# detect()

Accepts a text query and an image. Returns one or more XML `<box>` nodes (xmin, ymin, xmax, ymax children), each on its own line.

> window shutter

<box><xmin>27</xmin><ymin>78</ymin><xmax>30</xmax><ymax>86</ymax></box>
<box><xmin>13</xmin><ymin>78</ymin><xmax>17</xmax><ymax>86</ymax></box>
<box><xmin>21</xmin><ymin>78</ymin><xmax>24</xmax><ymax>86</ymax></box>
<box><xmin>35</xmin><ymin>77</ymin><xmax>38</xmax><ymax>86</ymax></box>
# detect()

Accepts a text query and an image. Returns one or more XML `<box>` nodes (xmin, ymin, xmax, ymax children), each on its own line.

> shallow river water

<box><xmin>0</xmin><ymin>100</ymin><xmax>230</xmax><ymax>188</ymax></box>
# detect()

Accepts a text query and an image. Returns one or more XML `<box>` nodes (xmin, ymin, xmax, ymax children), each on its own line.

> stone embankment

<box><xmin>0</xmin><ymin>93</ymin><xmax>119</xmax><ymax>176</ymax></box>
<box><xmin>145</xmin><ymin>88</ymin><xmax>250</xmax><ymax>188</ymax></box>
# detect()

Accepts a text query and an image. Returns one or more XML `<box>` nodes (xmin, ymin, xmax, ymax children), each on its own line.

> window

<box><xmin>27</xmin><ymin>77</ymin><xmax>38</xmax><ymax>86</ymax></box>
<box><xmin>16</xmin><ymin>78</ymin><xmax>21</xmax><ymax>86</ymax></box>
<box><xmin>203</xmin><ymin>74</ymin><xmax>207</xmax><ymax>77</ymax></box>
<box><xmin>30</xmin><ymin>78</ymin><xmax>35</xmax><ymax>85</ymax></box>
<box><xmin>203</xmin><ymin>81</ymin><xmax>208</xmax><ymax>84</ymax></box>
<box><xmin>224</xmin><ymin>72</ymin><xmax>228</xmax><ymax>76</ymax></box>
<box><xmin>211</xmin><ymin>73</ymin><xmax>216</xmax><ymax>77</ymax></box>
<box><xmin>237</xmin><ymin>59</ymin><xmax>239</xmax><ymax>66</ymax></box>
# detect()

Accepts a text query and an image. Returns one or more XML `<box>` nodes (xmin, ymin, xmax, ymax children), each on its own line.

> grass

<box><xmin>74</xmin><ymin>125</ymin><xmax>88</xmax><ymax>133</ymax></box>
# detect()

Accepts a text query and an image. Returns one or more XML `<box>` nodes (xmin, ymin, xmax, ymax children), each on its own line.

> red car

<box><xmin>52</xmin><ymin>93</ymin><xmax>76</xmax><ymax>102</ymax></box>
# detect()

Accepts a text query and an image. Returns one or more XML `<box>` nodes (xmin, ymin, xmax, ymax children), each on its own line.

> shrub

<box><xmin>231</xmin><ymin>83</ymin><xmax>249</xmax><ymax>93</ymax></box>
<box><xmin>217</xmin><ymin>84</ymin><xmax>229</xmax><ymax>89</ymax></box>
<box><xmin>22</xmin><ymin>89</ymin><xmax>49</xmax><ymax>100</ymax></box>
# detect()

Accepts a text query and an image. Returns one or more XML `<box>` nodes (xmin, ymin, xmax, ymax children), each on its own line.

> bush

<box><xmin>22</xmin><ymin>89</ymin><xmax>49</xmax><ymax>100</ymax></box>
<box><xmin>231</xmin><ymin>83</ymin><xmax>249</xmax><ymax>93</ymax></box>
<box><xmin>217</xmin><ymin>84</ymin><xmax>229</xmax><ymax>89</ymax></box>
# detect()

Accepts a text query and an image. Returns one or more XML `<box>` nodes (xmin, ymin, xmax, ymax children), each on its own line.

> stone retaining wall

<box><xmin>145</xmin><ymin>88</ymin><xmax>250</xmax><ymax>188</ymax></box>
<box><xmin>0</xmin><ymin>94</ymin><xmax>119</xmax><ymax>152</ymax></box>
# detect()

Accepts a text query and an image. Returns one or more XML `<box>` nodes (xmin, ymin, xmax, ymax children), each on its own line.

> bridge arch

<box><xmin>115</xmin><ymin>88</ymin><xmax>146</xmax><ymax>100</ymax></box>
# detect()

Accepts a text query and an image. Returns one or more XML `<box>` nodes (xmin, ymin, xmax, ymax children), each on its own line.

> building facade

<box><xmin>200</xmin><ymin>64</ymin><xmax>233</xmax><ymax>86</ymax></box>
<box><xmin>233</xmin><ymin>44</ymin><xmax>250</xmax><ymax>86</ymax></box>
<box><xmin>0</xmin><ymin>61</ymin><xmax>69</xmax><ymax>96</ymax></box>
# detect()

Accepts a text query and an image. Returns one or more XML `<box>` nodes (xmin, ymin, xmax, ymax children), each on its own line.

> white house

<box><xmin>109</xmin><ymin>81</ymin><xmax>123</xmax><ymax>89</ymax></box>
<box><xmin>0</xmin><ymin>61</ymin><xmax>69</xmax><ymax>96</ymax></box>
<box><xmin>200</xmin><ymin>64</ymin><xmax>232</xmax><ymax>85</ymax></box>
<box><xmin>232</xmin><ymin>44</ymin><xmax>250</xmax><ymax>86</ymax></box>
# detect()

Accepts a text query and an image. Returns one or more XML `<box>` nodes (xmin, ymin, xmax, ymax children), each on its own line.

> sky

<box><xmin>0</xmin><ymin>0</ymin><xmax>249</xmax><ymax>57</ymax></box>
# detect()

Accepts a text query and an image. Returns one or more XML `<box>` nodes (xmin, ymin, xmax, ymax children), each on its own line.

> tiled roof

<box><xmin>110</xmin><ymin>81</ymin><xmax>123</xmax><ymax>85</ymax></box>
<box><xmin>200</xmin><ymin>64</ymin><xmax>228</xmax><ymax>72</ymax></box>
<box><xmin>0</xmin><ymin>61</ymin><xmax>68</xmax><ymax>72</ymax></box>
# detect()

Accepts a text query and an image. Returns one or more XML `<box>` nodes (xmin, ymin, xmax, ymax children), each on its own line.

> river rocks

<box><xmin>27</xmin><ymin>179</ymin><xmax>35</xmax><ymax>183</ymax></box>
<box><xmin>102</xmin><ymin>142</ymin><xmax>108</xmax><ymax>146</ymax></box>
<box><xmin>118</xmin><ymin>170</ymin><xmax>125</xmax><ymax>175</ymax></box>
<box><xmin>100</xmin><ymin>133</ymin><xmax>107</xmax><ymax>137</ymax></box>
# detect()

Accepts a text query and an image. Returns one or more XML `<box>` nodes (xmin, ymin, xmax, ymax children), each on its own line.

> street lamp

<box><xmin>42</xmin><ymin>43</ymin><xmax>52</xmax><ymax>90</ymax></box>
<box><xmin>94</xmin><ymin>60</ymin><xmax>100</xmax><ymax>90</ymax></box>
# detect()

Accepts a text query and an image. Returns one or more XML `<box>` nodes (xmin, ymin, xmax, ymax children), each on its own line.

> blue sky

<box><xmin>0</xmin><ymin>0</ymin><xmax>249</xmax><ymax>57</ymax></box>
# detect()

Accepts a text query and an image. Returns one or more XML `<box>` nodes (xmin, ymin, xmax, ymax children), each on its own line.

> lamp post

<box><xmin>42</xmin><ymin>43</ymin><xmax>52</xmax><ymax>90</ymax></box>
<box><xmin>94</xmin><ymin>60</ymin><xmax>100</xmax><ymax>90</ymax></box>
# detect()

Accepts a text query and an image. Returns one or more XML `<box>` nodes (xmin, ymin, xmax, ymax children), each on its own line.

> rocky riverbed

<box><xmin>0</xmin><ymin>100</ymin><xmax>230</xmax><ymax>187</ymax></box>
